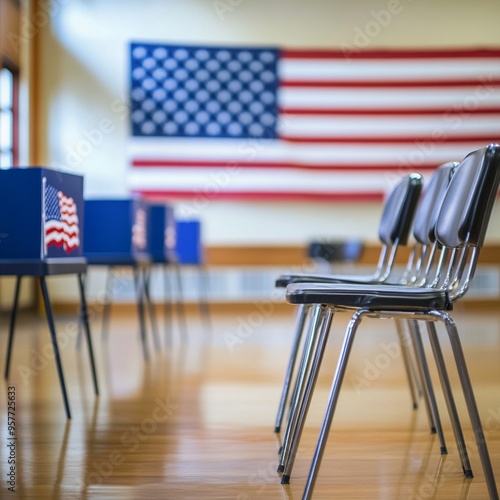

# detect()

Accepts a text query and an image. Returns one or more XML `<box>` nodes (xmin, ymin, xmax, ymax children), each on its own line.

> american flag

<box><xmin>44</xmin><ymin>182</ymin><xmax>80</xmax><ymax>253</ymax></box>
<box><xmin>128</xmin><ymin>43</ymin><xmax>500</xmax><ymax>202</ymax></box>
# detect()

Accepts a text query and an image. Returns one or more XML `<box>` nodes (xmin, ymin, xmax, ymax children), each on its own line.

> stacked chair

<box><xmin>277</xmin><ymin>161</ymin><xmax>456</xmax><ymax>481</ymax></box>
<box><xmin>279</xmin><ymin>145</ymin><xmax>500</xmax><ymax>499</ymax></box>
<box><xmin>274</xmin><ymin>172</ymin><xmax>425</xmax><ymax>435</ymax></box>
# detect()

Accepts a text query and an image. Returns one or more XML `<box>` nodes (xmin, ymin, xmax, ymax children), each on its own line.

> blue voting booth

<box><xmin>148</xmin><ymin>204</ymin><xmax>188</xmax><ymax>340</ymax></box>
<box><xmin>83</xmin><ymin>198</ymin><xmax>158</xmax><ymax>358</ymax></box>
<box><xmin>174</xmin><ymin>219</ymin><xmax>211</xmax><ymax>333</ymax></box>
<box><xmin>0</xmin><ymin>167</ymin><xmax>85</xmax><ymax>269</ymax></box>
<box><xmin>84</xmin><ymin>198</ymin><xmax>150</xmax><ymax>264</ymax></box>
<box><xmin>0</xmin><ymin>167</ymin><xmax>98</xmax><ymax>419</ymax></box>
<box><xmin>176</xmin><ymin>220</ymin><xmax>203</xmax><ymax>265</ymax></box>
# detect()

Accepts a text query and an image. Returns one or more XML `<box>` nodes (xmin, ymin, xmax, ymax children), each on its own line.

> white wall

<box><xmin>37</xmin><ymin>0</ymin><xmax>500</xmax><ymax>245</ymax></box>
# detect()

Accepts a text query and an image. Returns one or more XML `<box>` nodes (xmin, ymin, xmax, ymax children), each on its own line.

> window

<box><xmin>0</xmin><ymin>66</ymin><xmax>18</xmax><ymax>168</ymax></box>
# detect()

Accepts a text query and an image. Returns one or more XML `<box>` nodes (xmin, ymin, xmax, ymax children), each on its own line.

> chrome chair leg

<box><xmin>275</xmin><ymin>304</ymin><xmax>310</xmax><ymax>433</ymax></box>
<box><xmin>302</xmin><ymin>309</ymin><xmax>368</xmax><ymax>499</ymax></box>
<box><xmin>278</xmin><ymin>305</ymin><xmax>322</xmax><ymax>471</ymax></box>
<box><xmin>426</xmin><ymin>321</ymin><xmax>472</xmax><ymax>477</ymax></box>
<box><xmin>407</xmin><ymin>320</ymin><xmax>437</xmax><ymax>433</ymax></box>
<box><xmin>409</xmin><ymin>320</ymin><xmax>447</xmax><ymax>453</ymax></box>
<box><xmin>281</xmin><ymin>308</ymin><xmax>334</xmax><ymax>484</ymax></box>
<box><xmin>395</xmin><ymin>319</ymin><xmax>420</xmax><ymax>410</ymax></box>
<box><xmin>285</xmin><ymin>305</ymin><xmax>321</xmax><ymax>427</ymax></box>
<box><xmin>432</xmin><ymin>311</ymin><xmax>498</xmax><ymax>500</ymax></box>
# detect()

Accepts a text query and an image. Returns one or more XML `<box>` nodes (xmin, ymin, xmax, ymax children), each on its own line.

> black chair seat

<box><xmin>286</xmin><ymin>283</ymin><xmax>452</xmax><ymax>311</ymax></box>
<box><xmin>276</xmin><ymin>273</ymin><xmax>377</xmax><ymax>288</ymax></box>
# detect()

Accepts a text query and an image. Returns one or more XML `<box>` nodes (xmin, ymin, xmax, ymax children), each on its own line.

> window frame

<box><xmin>0</xmin><ymin>61</ymin><xmax>19</xmax><ymax>167</ymax></box>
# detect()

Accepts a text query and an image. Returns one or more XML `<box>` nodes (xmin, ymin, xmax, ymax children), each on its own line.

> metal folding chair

<box><xmin>277</xmin><ymin>162</ymin><xmax>457</xmax><ymax>478</ymax></box>
<box><xmin>274</xmin><ymin>173</ymin><xmax>424</xmax><ymax>434</ymax></box>
<box><xmin>285</xmin><ymin>145</ymin><xmax>500</xmax><ymax>499</ymax></box>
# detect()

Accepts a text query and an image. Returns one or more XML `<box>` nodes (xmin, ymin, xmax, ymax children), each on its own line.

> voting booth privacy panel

<box><xmin>83</xmin><ymin>198</ymin><xmax>150</xmax><ymax>264</ymax></box>
<box><xmin>175</xmin><ymin>220</ymin><xmax>202</xmax><ymax>265</ymax></box>
<box><xmin>0</xmin><ymin>167</ymin><xmax>84</xmax><ymax>268</ymax></box>
<box><xmin>148</xmin><ymin>204</ymin><xmax>176</xmax><ymax>263</ymax></box>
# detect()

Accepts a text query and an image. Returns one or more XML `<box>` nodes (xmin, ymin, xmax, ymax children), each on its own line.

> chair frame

<box><xmin>284</xmin><ymin>145</ymin><xmax>500</xmax><ymax>499</ymax></box>
<box><xmin>274</xmin><ymin>173</ymin><xmax>424</xmax><ymax>433</ymax></box>
<box><xmin>278</xmin><ymin>163</ymin><xmax>459</xmax><ymax>472</ymax></box>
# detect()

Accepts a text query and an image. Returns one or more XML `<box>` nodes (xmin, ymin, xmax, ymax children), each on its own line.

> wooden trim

<box><xmin>29</xmin><ymin>0</ymin><xmax>42</xmax><ymax>165</ymax></box>
<box><xmin>205</xmin><ymin>243</ymin><xmax>500</xmax><ymax>266</ymax></box>
<box><xmin>205</xmin><ymin>245</ymin><xmax>308</xmax><ymax>266</ymax></box>
<box><xmin>0</xmin><ymin>0</ymin><xmax>21</xmax><ymax>67</ymax></box>
<box><xmin>11</xmin><ymin>64</ymin><xmax>19</xmax><ymax>165</ymax></box>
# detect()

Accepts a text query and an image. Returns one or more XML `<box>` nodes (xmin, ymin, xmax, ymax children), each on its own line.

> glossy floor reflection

<box><xmin>0</xmin><ymin>306</ymin><xmax>499</xmax><ymax>499</ymax></box>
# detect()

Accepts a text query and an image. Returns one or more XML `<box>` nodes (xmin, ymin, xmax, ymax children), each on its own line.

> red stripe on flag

<box><xmin>281</xmin><ymin>79</ymin><xmax>500</xmax><ymax>89</ymax></box>
<box><xmin>132</xmin><ymin>190</ymin><xmax>385</xmax><ymax>202</ymax></box>
<box><xmin>282</xmin><ymin>48</ymin><xmax>500</xmax><ymax>60</ymax></box>
<box><xmin>280</xmin><ymin>135</ymin><xmax>500</xmax><ymax>144</ymax></box>
<box><xmin>280</xmin><ymin>107</ymin><xmax>500</xmax><ymax>116</ymax></box>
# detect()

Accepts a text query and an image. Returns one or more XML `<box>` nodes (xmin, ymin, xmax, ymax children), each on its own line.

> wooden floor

<box><xmin>1</xmin><ymin>305</ymin><xmax>500</xmax><ymax>499</ymax></box>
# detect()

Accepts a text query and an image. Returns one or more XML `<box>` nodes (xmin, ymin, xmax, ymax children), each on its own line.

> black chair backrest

<box><xmin>436</xmin><ymin>144</ymin><xmax>500</xmax><ymax>249</ymax></box>
<box><xmin>378</xmin><ymin>173</ymin><xmax>423</xmax><ymax>246</ymax></box>
<box><xmin>412</xmin><ymin>162</ymin><xmax>457</xmax><ymax>246</ymax></box>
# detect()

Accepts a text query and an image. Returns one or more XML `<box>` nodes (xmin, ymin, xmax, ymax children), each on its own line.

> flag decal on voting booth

<box><xmin>44</xmin><ymin>179</ymin><xmax>80</xmax><ymax>255</ymax></box>
<box><xmin>148</xmin><ymin>204</ymin><xmax>176</xmax><ymax>263</ymax></box>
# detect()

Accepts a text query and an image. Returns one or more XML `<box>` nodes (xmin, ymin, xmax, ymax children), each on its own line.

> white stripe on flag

<box><xmin>280</xmin><ymin>58</ymin><xmax>500</xmax><ymax>82</ymax></box>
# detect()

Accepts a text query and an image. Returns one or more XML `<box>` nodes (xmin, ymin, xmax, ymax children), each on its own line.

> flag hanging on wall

<box><xmin>128</xmin><ymin>43</ymin><xmax>500</xmax><ymax>202</ymax></box>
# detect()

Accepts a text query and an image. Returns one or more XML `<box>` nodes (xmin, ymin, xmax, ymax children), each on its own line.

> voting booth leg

<box><xmin>39</xmin><ymin>277</ymin><xmax>71</xmax><ymax>419</ymax></box>
<box><xmin>174</xmin><ymin>264</ymin><xmax>188</xmax><ymax>341</ymax></box>
<box><xmin>78</xmin><ymin>274</ymin><xmax>99</xmax><ymax>396</ymax></box>
<box><xmin>75</xmin><ymin>272</ymin><xmax>88</xmax><ymax>351</ymax></box>
<box><xmin>133</xmin><ymin>267</ymin><xmax>149</xmax><ymax>361</ymax></box>
<box><xmin>101</xmin><ymin>267</ymin><xmax>114</xmax><ymax>342</ymax></box>
<box><xmin>198</xmin><ymin>266</ymin><xmax>212</xmax><ymax>335</ymax></box>
<box><xmin>4</xmin><ymin>276</ymin><xmax>22</xmax><ymax>380</ymax></box>
<box><xmin>143</xmin><ymin>267</ymin><xmax>161</xmax><ymax>351</ymax></box>
<box><xmin>163</xmin><ymin>265</ymin><xmax>174</xmax><ymax>346</ymax></box>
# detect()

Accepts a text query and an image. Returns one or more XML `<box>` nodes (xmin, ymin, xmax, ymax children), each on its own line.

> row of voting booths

<box><xmin>0</xmin><ymin>167</ymin><xmax>208</xmax><ymax>418</ymax></box>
